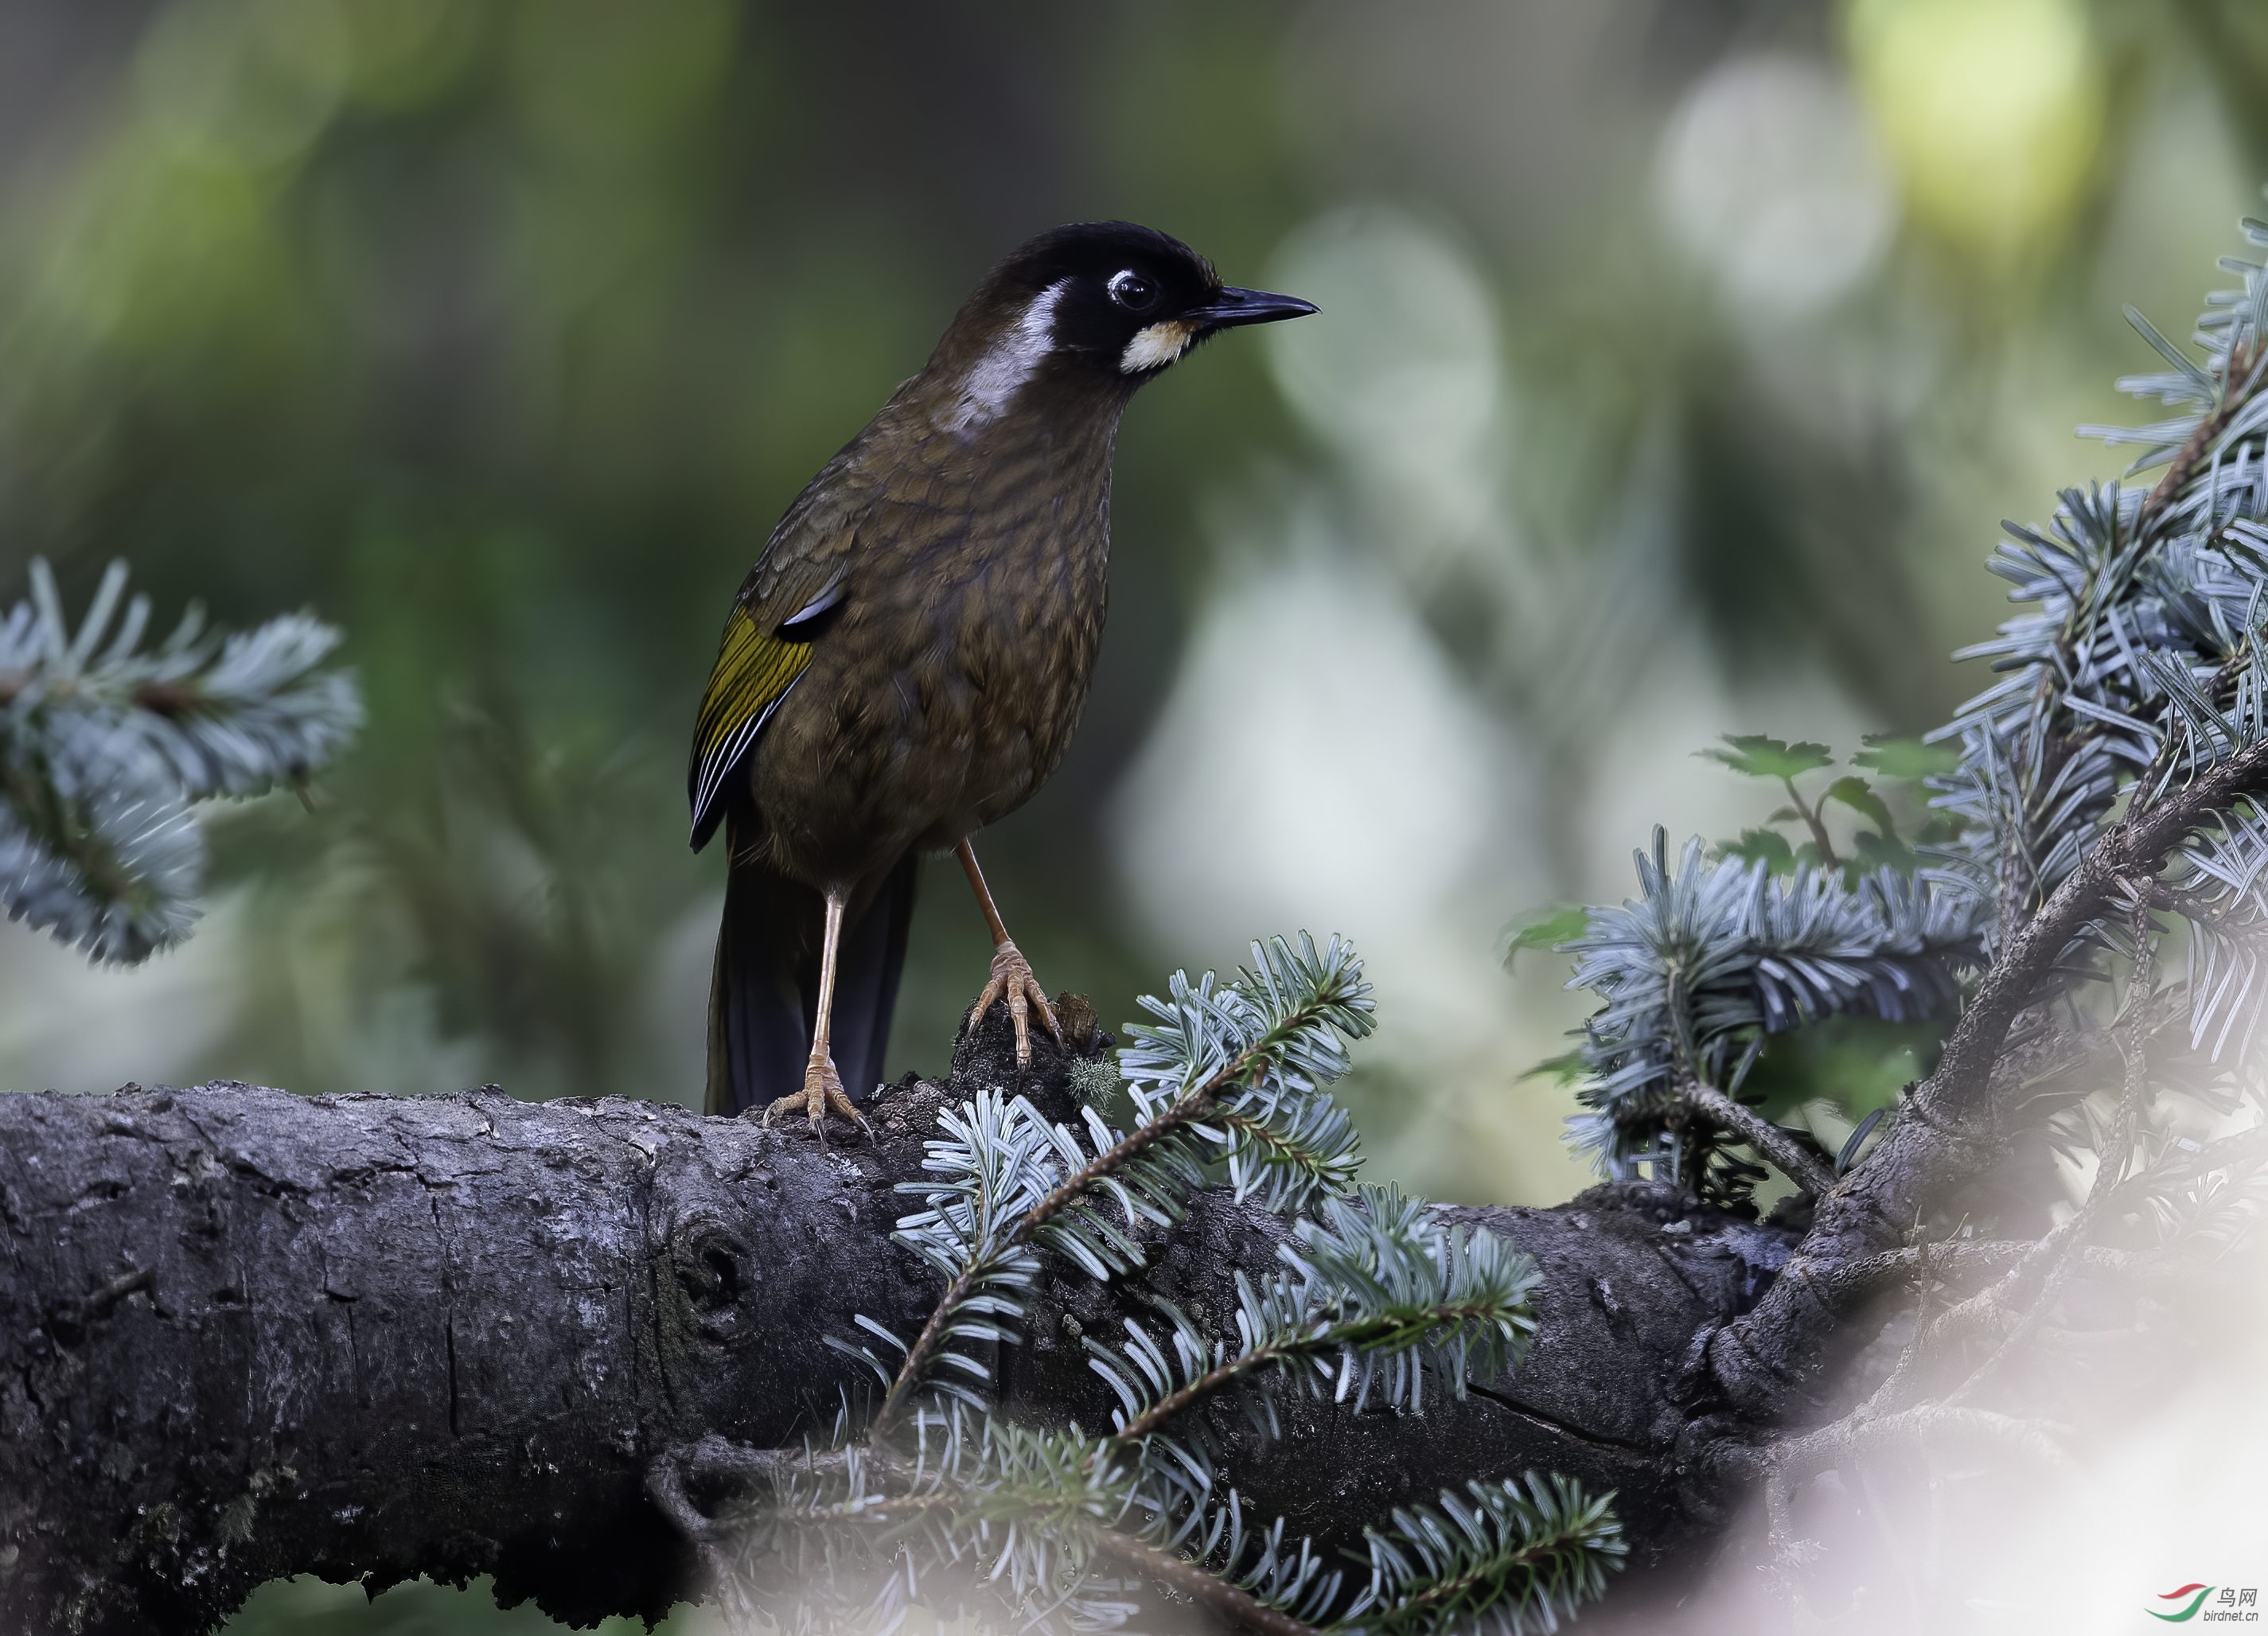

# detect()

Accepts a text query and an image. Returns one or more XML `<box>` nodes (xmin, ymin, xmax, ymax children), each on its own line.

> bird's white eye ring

<box><xmin>1108</xmin><ymin>270</ymin><xmax>1158</xmax><ymax>311</ymax></box>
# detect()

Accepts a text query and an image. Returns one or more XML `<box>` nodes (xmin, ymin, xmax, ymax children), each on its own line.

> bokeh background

<box><xmin>2</xmin><ymin>0</ymin><xmax>2265</xmax><ymax>1626</ymax></box>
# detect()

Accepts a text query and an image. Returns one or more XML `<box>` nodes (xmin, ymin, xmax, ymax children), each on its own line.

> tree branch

<box><xmin>1803</xmin><ymin>1239</ymin><xmax>2211</xmax><ymax>1312</ymax></box>
<box><xmin>0</xmin><ymin>1011</ymin><xmax>1793</xmax><ymax>1635</ymax></box>
<box><xmin>1705</xmin><ymin>736</ymin><xmax>2268</xmax><ymax>1420</ymax></box>
<box><xmin>1678</xmin><ymin>1080</ymin><xmax>1834</xmax><ymax>1198</ymax></box>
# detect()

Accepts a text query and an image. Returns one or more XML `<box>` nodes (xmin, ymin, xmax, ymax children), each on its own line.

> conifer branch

<box><xmin>865</xmin><ymin>936</ymin><xmax>1375</xmax><ymax>1433</ymax></box>
<box><xmin>1102</xmin><ymin>1299</ymin><xmax>1521</xmax><ymax>1450</ymax></box>
<box><xmin>2</xmin><ymin>557</ymin><xmax>360</xmax><ymax>962</ymax></box>
<box><xmin>747</xmin><ymin>937</ymin><xmax>1621</xmax><ymax>1632</ymax></box>
<box><xmin>1335</xmin><ymin>1472</ymin><xmax>1626</xmax><ymax>1636</ymax></box>
<box><xmin>1092</xmin><ymin>1189</ymin><xmax>1539</xmax><ymax>1445</ymax></box>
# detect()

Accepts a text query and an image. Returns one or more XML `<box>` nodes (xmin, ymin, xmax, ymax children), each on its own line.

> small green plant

<box><xmin>1703</xmin><ymin>733</ymin><xmax>1960</xmax><ymax>879</ymax></box>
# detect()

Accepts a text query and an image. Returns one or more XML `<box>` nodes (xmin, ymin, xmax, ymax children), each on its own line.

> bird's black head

<box><xmin>995</xmin><ymin>221</ymin><xmax>1316</xmax><ymax>376</ymax></box>
<box><xmin>928</xmin><ymin>222</ymin><xmax>1315</xmax><ymax>425</ymax></box>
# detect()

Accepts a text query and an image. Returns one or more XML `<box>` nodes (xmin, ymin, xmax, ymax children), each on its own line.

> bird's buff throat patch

<box><xmin>1120</xmin><ymin>319</ymin><xmax>1196</xmax><ymax>374</ymax></box>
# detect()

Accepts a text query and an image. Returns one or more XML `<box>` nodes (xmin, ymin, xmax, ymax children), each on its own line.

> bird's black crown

<box><xmin>973</xmin><ymin>220</ymin><xmax>1315</xmax><ymax>380</ymax></box>
<box><xmin>994</xmin><ymin>221</ymin><xmax>1219</xmax><ymax>298</ymax></box>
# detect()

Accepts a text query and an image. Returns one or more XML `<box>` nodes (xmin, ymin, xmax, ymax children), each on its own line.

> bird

<box><xmin>689</xmin><ymin>220</ymin><xmax>1315</xmax><ymax>1135</ymax></box>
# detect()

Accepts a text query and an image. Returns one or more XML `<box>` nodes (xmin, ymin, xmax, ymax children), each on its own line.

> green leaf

<box><xmin>1851</xmin><ymin>828</ymin><xmax>1919</xmax><ymax>875</ymax></box>
<box><xmin>1697</xmin><ymin>734</ymin><xmax>1833</xmax><ymax>781</ymax></box>
<box><xmin>1825</xmin><ymin>776</ymin><xmax>1897</xmax><ymax>840</ymax></box>
<box><xmin>1720</xmin><ymin>827</ymin><xmax>1796</xmax><ymax>875</ymax></box>
<box><xmin>1501</xmin><ymin>905</ymin><xmax>1588</xmax><ymax>971</ymax></box>
<box><xmin>1853</xmin><ymin>734</ymin><xmax>1960</xmax><ymax>781</ymax></box>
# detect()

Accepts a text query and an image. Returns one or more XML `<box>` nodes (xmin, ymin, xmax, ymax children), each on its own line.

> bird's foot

<box><xmin>762</xmin><ymin>1053</ymin><xmax>872</xmax><ymax>1147</ymax></box>
<box><xmin>968</xmin><ymin>939</ymin><xmax>1062</xmax><ymax>1065</ymax></box>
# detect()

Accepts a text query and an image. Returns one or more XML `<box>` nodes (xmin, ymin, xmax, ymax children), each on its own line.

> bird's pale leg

<box><xmin>957</xmin><ymin>839</ymin><xmax>1060</xmax><ymax>1065</ymax></box>
<box><xmin>762</xmin><ymin>888</ymin><xmax>872</xmax><ymax>1143</ymax></box>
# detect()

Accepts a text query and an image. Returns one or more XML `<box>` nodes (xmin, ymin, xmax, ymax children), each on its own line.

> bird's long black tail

<box><xmin>705</xmin><ymin>843</ymin><xmax>918</xmax><ymax>1117</ymax></box>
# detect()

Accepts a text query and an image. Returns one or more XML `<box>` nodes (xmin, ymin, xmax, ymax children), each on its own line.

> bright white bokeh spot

<box><xmin>1654</xmin><ymin>53</ymin><xmax>1896</xmax><ymax>317</ymax></box>
<box><xmin>1263</xmin><ymin>207</ymin><xmax>1503</xmax><ymax>491</ymax></box>
<box><xmin>1109</xmin><ymin>536</ymin><xmax>1588</xmax><ymax>1203</ymax></box>
<box><xmin>1110</xmin><ymin>546</ymin><xmax>1522</xmax><ymax>960</ymax></box>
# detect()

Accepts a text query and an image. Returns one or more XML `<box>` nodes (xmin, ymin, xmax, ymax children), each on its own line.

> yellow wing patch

<box><xmin>688</xmin><ymin>606</ymin><xmax>813</xmax><ymax>847</ymax></box>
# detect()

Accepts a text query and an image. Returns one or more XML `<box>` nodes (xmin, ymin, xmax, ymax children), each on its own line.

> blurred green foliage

<box><xmin>2</xmin><ymin>0</ymin><xmax>2267</xmax><ymax>1625</ymax></box>
<box><xmin>224</xmin><ymin>1576</ymin><xmax>687</xmax><ymax>1635</ymax></box>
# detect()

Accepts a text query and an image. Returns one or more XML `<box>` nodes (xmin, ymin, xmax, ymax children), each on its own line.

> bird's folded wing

<box><xmin>688</xmin><ymin>547</ymin><xmax>851</xmax><ymax>850</ymax></box>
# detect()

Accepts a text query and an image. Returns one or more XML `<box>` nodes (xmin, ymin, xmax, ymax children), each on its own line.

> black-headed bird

<box><xmin>689</xmin><ymin>221</ymin><xmax>1315</xmax><ymax>1133</ymax></box>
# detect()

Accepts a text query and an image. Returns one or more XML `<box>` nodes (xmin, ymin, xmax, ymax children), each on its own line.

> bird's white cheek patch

<box><xmin>1120</xmin><ymin>320</ymin><xmax>1196</xmax><ymax>374</ymax></box>
<box><xmin>945</xmin><ymin>280</ymin><xmax>1070</xmax><ymax>431</ymax></box>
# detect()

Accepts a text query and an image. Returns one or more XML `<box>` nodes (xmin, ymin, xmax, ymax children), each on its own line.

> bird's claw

<box><xmin>762</xmin><ymin>1053</ymin><xmax>872</xmax><ymax>1147</ymax></box>
<box><xmin>969</xmin><ymin>939</ymin><xmax>1061</xmax><ymax>1066</ymax></box>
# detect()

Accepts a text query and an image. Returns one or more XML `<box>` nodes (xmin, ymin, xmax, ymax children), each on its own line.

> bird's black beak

<box><xmin>1187</xmin><ymin>286</ymin><xmax>1319</xmax><ymax>331</ymax></box>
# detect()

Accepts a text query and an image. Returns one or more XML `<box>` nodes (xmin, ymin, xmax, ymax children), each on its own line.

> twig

<box><xmin>1103</xmin><ymin>1303</ymin><xmax>1508</xmax><ymax>1448</ymax></box>
<box><xmin>2130</xmin><ymin>646</ymin><xmax>2254</xmax><ymax>809</ymax></box>
<box><xmin>1943</xmin><ymin>737</ymin><xmax>2268</xmax><ymax>1112</ymax></box>
<box><xmin>655</xmin><ymin>1436</ymin><xmax>1323</xmax><ymax>1636</ymax></box>
<box><xmin>1769</xmin><ymin>1404</ymin><xmax>2075</xmax><ymax>1490</ymax></box>
<box><xmin>1759</xmin><ymin>1403</ymin><xmax>2073</xmax><ymax>1596</ymax></box>
<box><xmin>1748</xmin><ymin>913</ymin><xmax>2169</xmax><ymax>1533</ymax></box>
<box><xmin>870</xmin><ymin>1264</ymin><xmax>989</xmax><ymax>1438</ymax></box>
<box><xmin>1680</xmin><ymin>1080</ymin><xmax>1835</xmax><ymax>1198</ymax></box>
<box><xmin>869</xmin><ymin>1091</ymin><xmax>1224</xmax><ymax>1438</ymax></box>
<box><xmin>1805</xmin><ymin>1240</ymin><xmax>2192</xmax><ymax>1311</ymax></box>
<box><xmin>1782</xmin><ymin>777</ymin><xmax>1839</xmax><ymax>870</ymax></box>
<box><xmin>2136</xmin><ymin>337</ymin><xmax>2266</xmax><ymax>534</ymax></box>
<box><xmin>1942</xmin><ymin>907</ymin><xmax>2156</xmax><ymax>1406</ymax></box>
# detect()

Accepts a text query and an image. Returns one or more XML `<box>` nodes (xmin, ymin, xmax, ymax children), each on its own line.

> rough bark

<box><xmin>0</xmin><ymin>1006</ymin><xmax>1794</xmax><ymax>1634</ymax></box>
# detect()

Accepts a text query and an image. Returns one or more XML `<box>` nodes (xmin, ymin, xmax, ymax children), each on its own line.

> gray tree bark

<box><xmin>0</xmin><ymin>1007</ymin><xmax>1795</xmax><ymax>1635</ymax></box>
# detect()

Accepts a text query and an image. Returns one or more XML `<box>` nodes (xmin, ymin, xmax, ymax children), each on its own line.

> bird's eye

<box><xmin>1107</xmin><ymin>270</ymin><xmax>1157</xmax><ymax>312</ymax></box>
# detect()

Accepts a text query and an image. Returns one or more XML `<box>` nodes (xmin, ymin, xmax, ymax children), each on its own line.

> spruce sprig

<box><xmin>1338</xmin><ymin>1472</ymin><xmax>1626</xmax><ymax>1636</ymax></box>
<box><xmin>1</xmin><ymin>557</ymin><xmax>360</xmax><ymax>962</ymax></box>
<box><xmin>786</xmin><ymin>933</ymin><xmax>1620</xmax><ymax>1634</ymax></box>
<box><xmin>851</xmin><ymin>933</ymin><xmax>1378</xmax><ymax>1432</ymax></box>
<box><xmin>1089</xmin><ymin>1184</ymin><xmax>1541</xmax><ymax>1443</ymax></box>
<box><xmin>1554</xmin><ymin>830</ymin><xmax>1982</xmax><ymax>1190</ymax></box>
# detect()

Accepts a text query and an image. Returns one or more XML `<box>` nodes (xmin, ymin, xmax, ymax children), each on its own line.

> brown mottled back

<box><xmin>742</xmin><ymin>365</ymin><xmax>1127</xmax><ymax>904</ymax></box>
